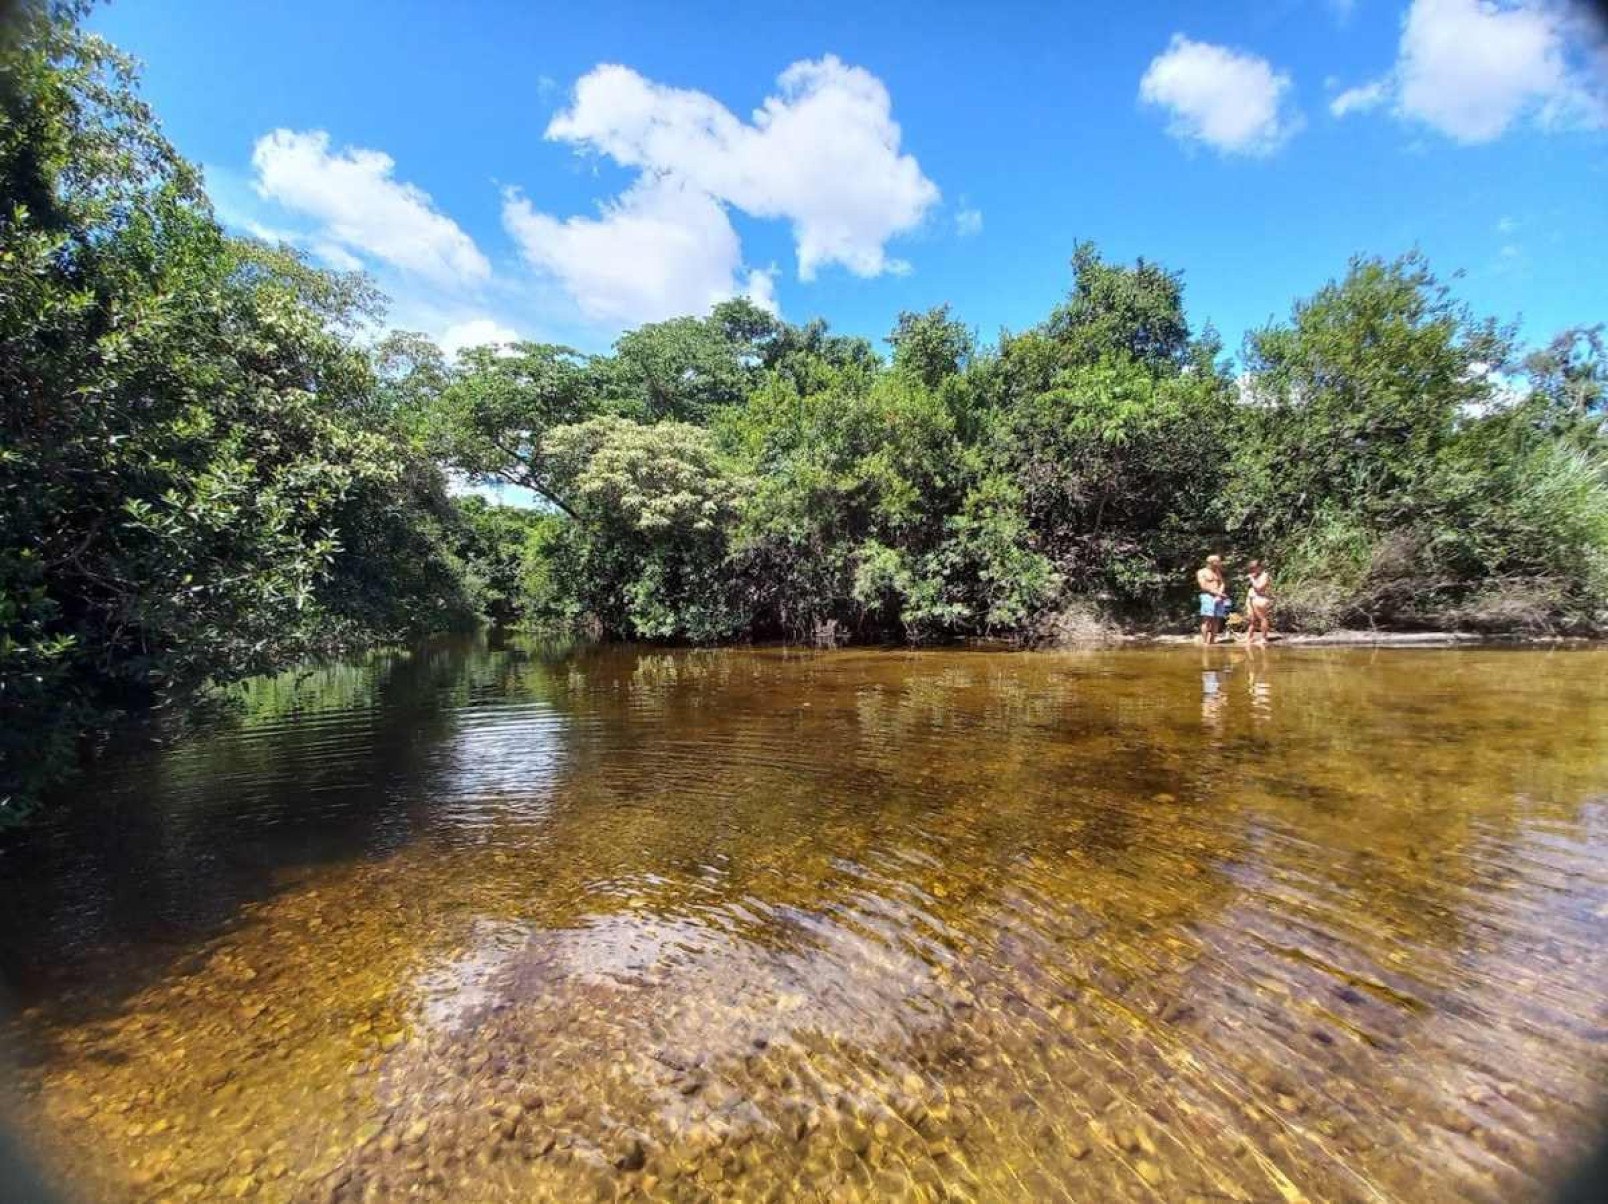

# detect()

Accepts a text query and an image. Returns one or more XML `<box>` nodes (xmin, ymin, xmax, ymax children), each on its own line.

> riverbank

<box><xmin>1142</xmin><ymin>629</ymin><xmax>1588</xmax><ymax>647</ymax></box>
<box><xmin>522</xmin><ymin>622</ymin><xmax>1604</xmax><ymax>652</ymax></box>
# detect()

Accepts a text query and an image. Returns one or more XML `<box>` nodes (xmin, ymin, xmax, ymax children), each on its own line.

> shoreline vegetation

<box><xmin>1094</xmin><ymin>629</ymin><xmax>1592</xmax><ymax>647</ymax></box>
<box><xmin>517</xmin><ymin>624</ymin><xmax>1602</xmax><ymax>651</ymax></box>
<box><xmin>3</xmin><ymin>3</ymin><xmax>1606</xmax><ymax>818</ymax></box>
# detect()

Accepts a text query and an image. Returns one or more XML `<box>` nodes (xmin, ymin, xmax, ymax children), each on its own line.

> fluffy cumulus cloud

<box><xmin>544</xmin><ymin>57</ymin><xmax>938</xmax><ymax>280</ymax></box>
<box><xmin>251</xmin><ymin>131</ymin><xmax>490</xmax><ymax>287</ymax></box>
<box><xmin>954</xmin><ymin>205</ymin><xmax>984</xmax><ymax>237</ymax></box>
<box><xmin>506</xmin><ymin>56</ymin><xmax>938</xmax><ymax>324</ymax></box>
<box><xmin>438</xmin><ymin>318</ymin><xmax>522</xmax><ymax>357</ymax></box>
<box><xmin>1332</xmin><ymin>0</ymin><xmax>1607</xmax><ymax>143</ymax></box>
<box><xmin>503</xmin><ymin>176</ymin><xmax>755</xmax><ymax>326</ymax></box>
<box><xmin>1139</xmin><ymin>35</ymin><xmax>1301</xmax><ymax>156</ymax></box>
<box><xmin>243</xmin><ymin>60</ymin><xmax>939</xmax><ymax>337</ymax></box>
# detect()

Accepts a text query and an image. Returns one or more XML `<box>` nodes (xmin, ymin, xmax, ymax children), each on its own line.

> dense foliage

<box><xmin>4</xmin><ymin>4</ymin><xmax>1605</xmax><ymax>816</ymax></box>
<box><xmin>410</xmin><ymin>249</ymin><xmax>1603</xmax><ymax>646</ymax></box>
<box><xmin>1</xmin><ymin>4</ymin><xmax>475</xmax><ymax>817</ymax></box>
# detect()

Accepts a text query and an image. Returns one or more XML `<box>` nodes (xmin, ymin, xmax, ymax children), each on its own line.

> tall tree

<box><xmin>1042</xmin><ymin>241</ymin><xmax>1194</xmax><ymax>375</ymax></box>
<box><xmin>1229</xmin><ymin>252</ymin><xmax>1513</xmax><ymax>537</ymax></box>
<box><xmin>887</xmin><ymin>304</ymin><xmax>975</xmax><ymax>389</ymax></box>
<box><xmin>407</xmin><ymin>341</ymin><xmax>597</xmax><ymax>517</ymax></box>
<box><xmin>1</xmin><ymin>3</ymin><xmax>470</xmax><ymax>815</ymax></box>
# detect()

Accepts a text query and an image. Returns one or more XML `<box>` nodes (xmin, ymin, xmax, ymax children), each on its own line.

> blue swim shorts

<box><xmin>1200</xmin><ymin>592</ymin><xmax>1227</xmax><ymax>617</ymax></box>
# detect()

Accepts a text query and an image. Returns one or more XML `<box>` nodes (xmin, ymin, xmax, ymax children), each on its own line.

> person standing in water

<box><xmin>1196</xmin><ymin>554</ymin><xmax>1229</xmax><ymax>644</ymax></box>
<box><xmin>1244</xmin><ymin>559</ymin><xmax>1273</xmax><ymax>646</ymax></box>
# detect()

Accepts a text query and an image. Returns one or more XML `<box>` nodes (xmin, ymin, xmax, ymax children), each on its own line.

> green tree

<box><xmin>1228</xmin><ymin>252</ymin><xmax>1512</xmax><ymax>537</ymax></box>
<box><xmin>1225</xmin><ymin>255</ymin><xmax>1608</xmax><ymax>631</ymax></box>
<box><xmin>0</xmin><ymin>3</ymin><xmax>471</xmax><ymax>816</ymax></box>
<box><xmin>991</xmin><ymin>356</ymin><xmax>1229</xmax><ymax>606</ymax></box>
<box><xmin>446</xmin><ymin>496</ymin><xmax>560</xmax><ymax>625</ymax></box>
<box><xmin>982</xmin><ymin>244</ymin><xmax>1231</xmax><ymax>612</ymax></box>
<box><xmin>1523</xmin><ymin>325</ymin><xmax>1606</xmax><ymax>443</ymax></box>
<box><xmin>410</xmin><ymin>341</ymin><xmax>597</xmax><ymax>516</ymax></box>
<box><xmin>887</xmin><ymin>304</ymin><xmax>975</xmax><ymax>390</ymax></box>
<box><xmin>720</xmin><ymin>333</ymin><xmax>984</xmax><ymax>639</ymax></box>
<box><xmin>758</xmin><ymin>318</ymin><xmax>880</xmax><ymax>398</ymax></box>
<box><xmin>545</xmin><ymin>417</ymin><xmax>749</xmax><ymax>640</ymax></box>
<box><xmin>1042</xmin><ymin>241</ymin><xmax>1194</xmax><ymax>375</ymax></box>
<box><xmin>598</xmin><ymin>299</ymin><xmax>779</xmax><ymax>423</ymax></box>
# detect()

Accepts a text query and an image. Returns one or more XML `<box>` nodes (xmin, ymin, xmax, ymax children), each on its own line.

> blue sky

<box><xmin>95</xmin><ymin>0</ymin><xmax>1608</xmax><ymax>362</ymax></box>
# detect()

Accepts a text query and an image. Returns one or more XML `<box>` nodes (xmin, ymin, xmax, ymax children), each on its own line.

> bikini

<box><xmin>1248</xmin><ymin>573</ymin><xmax>1271</xmax><ymax>609</ymax></box>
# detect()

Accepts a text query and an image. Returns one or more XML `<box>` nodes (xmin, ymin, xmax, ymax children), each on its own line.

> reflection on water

<box><xmin>2</xmin><ymin>637</ymin><xmax>1607</xmax><ymax>1202</ymax></box>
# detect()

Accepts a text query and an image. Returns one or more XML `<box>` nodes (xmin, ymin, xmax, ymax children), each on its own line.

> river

<box><xmin>2</xmin><ymin>638</ymin><xmax>1606</xmax><ymax>1202</ymax></box>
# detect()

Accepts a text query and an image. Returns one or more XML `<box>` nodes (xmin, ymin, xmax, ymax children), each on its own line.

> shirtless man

<box><xmin>1196</xmin><ymin>554</ymin><xmax>1229</xmax><ymax>644</ymax></box>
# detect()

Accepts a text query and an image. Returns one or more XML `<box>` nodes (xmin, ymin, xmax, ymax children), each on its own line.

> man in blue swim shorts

<box><xmin>1196</xmin><ymin>554</ymin><xmax>1229</xmax><ymax>644</ymax></box>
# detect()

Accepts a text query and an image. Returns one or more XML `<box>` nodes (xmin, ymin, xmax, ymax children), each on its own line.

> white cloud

<box><xmin>543</xmin><ymin>57</ymin><xmax>939</xmax><ymax>282</ymax></box>
<box><xmin>1398</xmin><ymin>0</ymin><xmax>1603</xmax><ymax>140</ymax></box>
<box><xmin>238</xmin><ymin>218</ymin><xmax>366</xmax><ymax>273</ymax></box>
<box><xmin>308</xmin><ymin>240</ymin><xmax>366</xmax><ymax>273</ymax></box>
<box><xmin>1139</xmin><ymin>35</ymin><xmax>1301</xmax><ymax>156</ymax></box>
<box><xmin>439</xmin><ymin>318</ymin><xmax>522</xmax><ymax>357</ymax></box>
<box><xmin>1330</xmin><ymin>79</ymin><xmax>1388</xmax><ymax>117</ymax></box>
<box><xmin>504</xmin><ymin>175</ymin><xmax>760</xmax><ymax>327</ymax></box>
<box><xmin>955</xmin><ymin>206</ymin><xmax>983</xmax><ymax>237</ymax></box>
<box><xmin>243</xmin><ymin>60</ymin><xmax>938</xmax><ymax>340</ymax></box>
<box><xmin>228</xmin><ymin>143</ymin><xmax>540</xmax><ymax>356</ymax></box>
<box><xmin>1332</xmin><ymin>0</ymin><xmax>1607</xmax><ymax>142</ymax></box>
<box><xmin>1463</xmin><ymin>360</ymin><xmax>1528</xmax><ymax>414</ymax></box>
<box><xmin>251</xmin><ymin>129</ymin><xmax>491</xmax><ymax>287</ymax></box>
<box><xmin>1492</xmin><ymin>240</ymin><xmax>1530</xmax><ymax>277</ymax></box>
<box><xmin>741</xmin><ymin>267</ymin><xmax>780</xmax><ymax>315</ymax></box>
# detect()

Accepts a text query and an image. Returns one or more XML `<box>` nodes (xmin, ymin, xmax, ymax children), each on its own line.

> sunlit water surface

<box><xmin>2</xmin><ymin>639</ymin><xmax>1606</xmax><ymax>1203</ymax></box>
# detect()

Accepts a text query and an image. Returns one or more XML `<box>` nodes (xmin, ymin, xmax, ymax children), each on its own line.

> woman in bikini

<box><xmin>1244</xmin><ymin>559</ymin><xmax>1273</xmax><ymax>646</ymax></box>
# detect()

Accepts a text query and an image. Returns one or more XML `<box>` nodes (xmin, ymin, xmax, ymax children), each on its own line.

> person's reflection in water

<box><xmin>1200</xmin><ymin>652</ymin><xmax>1229</xmax><ymax>735</ymax></box>
<box><xmin>1244</xmin><ymin>645</ymin><xmax>1273</xmax><ymax>724</ymax></box>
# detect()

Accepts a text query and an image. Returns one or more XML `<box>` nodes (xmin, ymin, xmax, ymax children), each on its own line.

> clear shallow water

<box><xmin>2</xmin><ymin>638</ymin><xmax>1606</xmax><ymax>1202</ymax></box>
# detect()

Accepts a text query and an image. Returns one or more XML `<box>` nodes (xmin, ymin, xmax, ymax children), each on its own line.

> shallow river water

<box><xmin>2</xmin><ymin>639</ymin><xmax>1607</xmax><ymax>1203</ymax></box>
